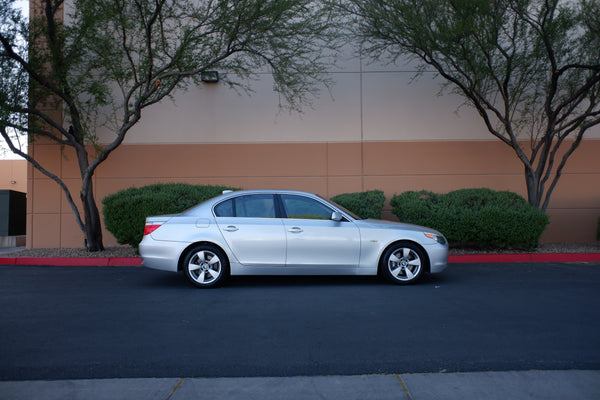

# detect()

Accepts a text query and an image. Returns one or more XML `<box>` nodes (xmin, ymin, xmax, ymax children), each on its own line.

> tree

<box><xmin>0</xmin><ymin>0</ymin><xmax>339</xmax><ymax>251</ymax></box>
<box><xmin>339</xmin><ymin>0</ymin><xmax>600</xmax><ymax>211</ymax></box>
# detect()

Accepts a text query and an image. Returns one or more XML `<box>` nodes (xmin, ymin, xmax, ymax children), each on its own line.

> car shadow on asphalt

<box><xmin>144</xmin><ymin>269</ymin><xmax>453</xmax><ymax>289</ymax></box>
<box><xmin>227</xmin><ymin>275</ymin><xmax>383</xmax><ymax>287</ymax></box>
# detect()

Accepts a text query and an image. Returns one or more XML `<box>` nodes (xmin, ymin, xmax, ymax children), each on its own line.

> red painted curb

<box><xmin>447</xmin><ymin>253</ymin><xmax>600</xmax><ymax>263</ymax></box>
<box><xmin>15</xmin><ymin>257</ymin><xmax>110</xmax><ymax>266</ymax></box>
<box><xmin>0</xmin><ymin>257</ymin><xmax>143</xmax><ymax>266</ymax></box>
<box><xmin>448</xmin><ymin>254</ymin><xmax>532</xmax><ymax>263</ymax></box>
<box><xmin>108</xmin><ymin>257</ymin><xmax>143</xmax><ymax>266</ymax></box>
<box><xmin>529</xmin><ymin>253</ymin><xmax>600</xmax><ymax>262</ymax></box>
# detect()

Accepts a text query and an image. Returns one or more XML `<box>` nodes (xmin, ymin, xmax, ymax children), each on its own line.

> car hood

<box><xmin>355</xmin><ymin>218</ymin><xmax>443</xmax><ymax>235</ymax></box>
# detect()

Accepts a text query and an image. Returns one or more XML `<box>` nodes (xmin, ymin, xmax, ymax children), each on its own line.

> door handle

<box><xmin>288</xmin><ymin>227</ymin><xmax>303</xmax><ymax>233</ymax></box>
<box><xmin>223</xmin><ymin>225</ymin><xmax>239</xmax><ymax>232</ymax></box>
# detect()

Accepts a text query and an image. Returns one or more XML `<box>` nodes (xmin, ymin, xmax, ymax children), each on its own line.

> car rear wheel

<box><xmin>183</xmin><ymin>244</ymin><xmax>228</xmax><ymax>288</ymax></box>
<box><xmin>381</xmin><ymin>242</ymin><xmax>425</xmax><ymax>284</ymax></box>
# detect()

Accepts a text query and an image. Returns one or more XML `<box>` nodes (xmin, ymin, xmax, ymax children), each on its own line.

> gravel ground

<box><xmin>4</xmin><ymin>246</ymin><xmax>139</xmax><ymax>258</ymax></box>
<box><xmin>2</xmin><ymin>242</ymin><xmax>599</xmax><ymax>258</ymax></box>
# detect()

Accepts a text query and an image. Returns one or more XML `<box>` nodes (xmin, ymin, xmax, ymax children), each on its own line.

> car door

<box><xmin>215</xmin><ymin>194</ymin><xmax>286</xmax><ymax>266</ymax></box>
<box><xmin>280</xmin><ymin>194</ymin><xmax>360</xmax><ymax>269</ymax></box>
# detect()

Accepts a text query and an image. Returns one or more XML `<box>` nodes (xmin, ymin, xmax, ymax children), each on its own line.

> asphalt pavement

<box><xmin>1</xmin><ymin>253</ymin><xmax>599</xmax><ymax>400</ymax></box>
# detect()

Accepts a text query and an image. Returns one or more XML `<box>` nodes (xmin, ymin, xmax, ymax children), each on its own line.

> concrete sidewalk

<box><xmin>1</xmin><ymin>370</ymin><xmax>599</xmax><ymax>400</ymax></box>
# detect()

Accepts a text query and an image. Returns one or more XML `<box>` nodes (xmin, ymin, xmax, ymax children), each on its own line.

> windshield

<box><xmin>321</xmin><ymin>196</ymin><xmax>363</xmax><ymax>220</ymax></box>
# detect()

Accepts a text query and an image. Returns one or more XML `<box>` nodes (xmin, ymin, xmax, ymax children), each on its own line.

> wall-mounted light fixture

<box><xmin>201</xmin><ymin>71</ymin><xmax>219</xmax><ymax>83</ymax></box>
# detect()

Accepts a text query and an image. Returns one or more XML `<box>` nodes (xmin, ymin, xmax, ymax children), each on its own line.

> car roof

<box><xmin>188</xmin><ymin>190</ymin><xmax>322</xmax><ymax>212</ymax></box>
<box><xmin>219</xmin><ymin>189</ymin><xmax>315</xmax><ymax>197</ymax></box>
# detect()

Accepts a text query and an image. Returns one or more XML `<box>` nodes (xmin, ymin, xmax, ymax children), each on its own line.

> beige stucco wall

<box><xmin>0</xmin><ymin>160</ymin><xmax>27</xmax><ymax>193</ymax></box>
<box><xmin>24</xmin><ymin>0</ymin><xmax>600</xmax><ymax>249</ymax></box>
<box><xmin>26</xmin><ymin>139</ymin><xmax>600</xmax><ymax>248</ymax></box>
<box><xmin>103</xmin><ymin>71</ymin><xmax>506</xmax><ymax>146</ymax></box>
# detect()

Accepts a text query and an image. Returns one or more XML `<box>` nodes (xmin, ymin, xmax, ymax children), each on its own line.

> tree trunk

<box><xmin>81</xmin><ymin>181</ymin><xmax>104</xmax><ymax>252</ymax></box>
<box><xmin>75</xmin><ymin>141</ymin><xmax>104</xmax><ymax>252</ymax></box>
<box><xmin>524</xmin><ymin>166</ymin><xmax>541</xmax><ymax>209</ymax></box>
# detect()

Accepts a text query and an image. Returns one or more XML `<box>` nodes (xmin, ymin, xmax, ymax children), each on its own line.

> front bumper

<box><xmin>425</xmin><ymin>244</ymin><xmax>449</xmax><ymax>273</ymax></box>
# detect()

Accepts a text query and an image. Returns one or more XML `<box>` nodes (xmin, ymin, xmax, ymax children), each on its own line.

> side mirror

<box><xmin>331</xmin><ymin>211</ymin><xmax>343</xmax><ymax>222</ymax></box>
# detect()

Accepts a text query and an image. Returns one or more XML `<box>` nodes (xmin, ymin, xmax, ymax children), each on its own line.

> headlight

<box><xmin>424</xmin><ymin>232</ymin><xmax>447</xmax><ymax>245</ymax></box>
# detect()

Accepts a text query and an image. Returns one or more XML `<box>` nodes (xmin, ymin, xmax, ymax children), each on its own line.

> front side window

<box><xmin>214</xmin><ymin>195</ymin><xmax>276</xmax><ymax>218</ymax></box>
<box><xmin>281</xmin><ymin>195</ymin><xmax>333</xmax><ymax>220</ymax></box>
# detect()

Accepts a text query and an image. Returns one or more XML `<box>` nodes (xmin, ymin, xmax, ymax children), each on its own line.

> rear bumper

<box><xmin>138</xmin><ymin>236</ymin><xmax>188</xmax><ymax>272</ymax></box>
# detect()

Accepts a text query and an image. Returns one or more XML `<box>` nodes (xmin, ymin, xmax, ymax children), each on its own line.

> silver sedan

<box><xmin>139</xmin><ymin>190</ymin><xmax>448</xmax><ymax>287</ymax></box>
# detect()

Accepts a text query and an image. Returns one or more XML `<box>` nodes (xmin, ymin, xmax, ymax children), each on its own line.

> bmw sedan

<box><xmin>139</xmin><ymin>190</ymin><xmax>448</xmax><ymax>287</ymax></box>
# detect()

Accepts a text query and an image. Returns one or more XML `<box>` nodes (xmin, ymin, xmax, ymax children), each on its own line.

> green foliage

<box><xmin>341</xmin><ymin>0</ymin><xmax>600</xmax><ymax>212</ymax></box>
<box><xmin>330</xmin><ymin>190</ymin><xmax>385</xmax><ymax>219</ymax></box>
<box><xmin>102</xmin><ymin>183</ymin><xmax>239</xmax><ymax>249</ymax></box>
<box><xmin>0</xmin><ymin>0</ymin><xmax>28</xmax><ymax>157</ymax></box>
<box><xmin>1</xmin><ymin>0</ymin><xmax>341</xmax><ymax>251</ymax></box>
<box><xmin>391</xmin><ymin>188</ymin><xmax>549</xmax><ymax>250</ymax></box>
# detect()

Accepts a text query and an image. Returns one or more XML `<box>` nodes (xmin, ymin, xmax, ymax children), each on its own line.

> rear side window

<box><xmin>214</xmin><ymin>199</ymin><xmax>234</xmax><ymax>217</ymax></box>
<box><xmin>214</xmin><ymin>195</ymin><xmax>276</xmax><ymax>218</ymax></box>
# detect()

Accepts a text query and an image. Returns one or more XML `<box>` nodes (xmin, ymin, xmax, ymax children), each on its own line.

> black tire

<box><xmin>183</xmin><ymin>244</ymin><xmax>229</xmax><ymax>288</ymax></box>
<box><xmin>380</xmin><ymin>241</ymin><xmax>426</xmax><ymax>285</ymax></box>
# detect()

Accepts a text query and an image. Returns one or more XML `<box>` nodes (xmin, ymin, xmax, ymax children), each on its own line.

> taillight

<box><xmin>143</xmin><ymin>224</ymin><xmax>162</xmax><ymax>236</ymax></box>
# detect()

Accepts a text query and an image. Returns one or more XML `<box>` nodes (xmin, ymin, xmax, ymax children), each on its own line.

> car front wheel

<box><xmin>183</xmin><ymin>244</ymin><xmax>228</xmax><ymax>288</ymax></box>
<box><xmin>381</xmin><ymin>242</ymin><xmax>426</xmax><ymax>284</ymax></box>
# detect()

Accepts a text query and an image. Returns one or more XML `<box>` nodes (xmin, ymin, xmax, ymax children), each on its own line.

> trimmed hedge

<box><xmin>390</xmin><ymin>188</ymin><xmax>549</xmax><ymax>250</ymax></box>
<box><xmin>102</xmin><ymin>183</ymin><xmax>239</xmax><ymax>249</ymax></box>
<box><xmin>330</xmin><ymin>190</ymin><xmax>385</xmax><ymax>219</ymax></box>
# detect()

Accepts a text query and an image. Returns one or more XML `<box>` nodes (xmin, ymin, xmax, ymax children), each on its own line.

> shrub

<box><xmin>390</xmin><ymin>188</ymin><xmax>549</xmax><ymax>250</ymax></box>
<box><xmin>330</xmin><ymin>190</ymin><xmax>386</xmax><ymax>219</ymax></box>
<box><xmin>102</xmin><ymin>183</ymin><xmax>239</xmax><ymax>249</ymax></box>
